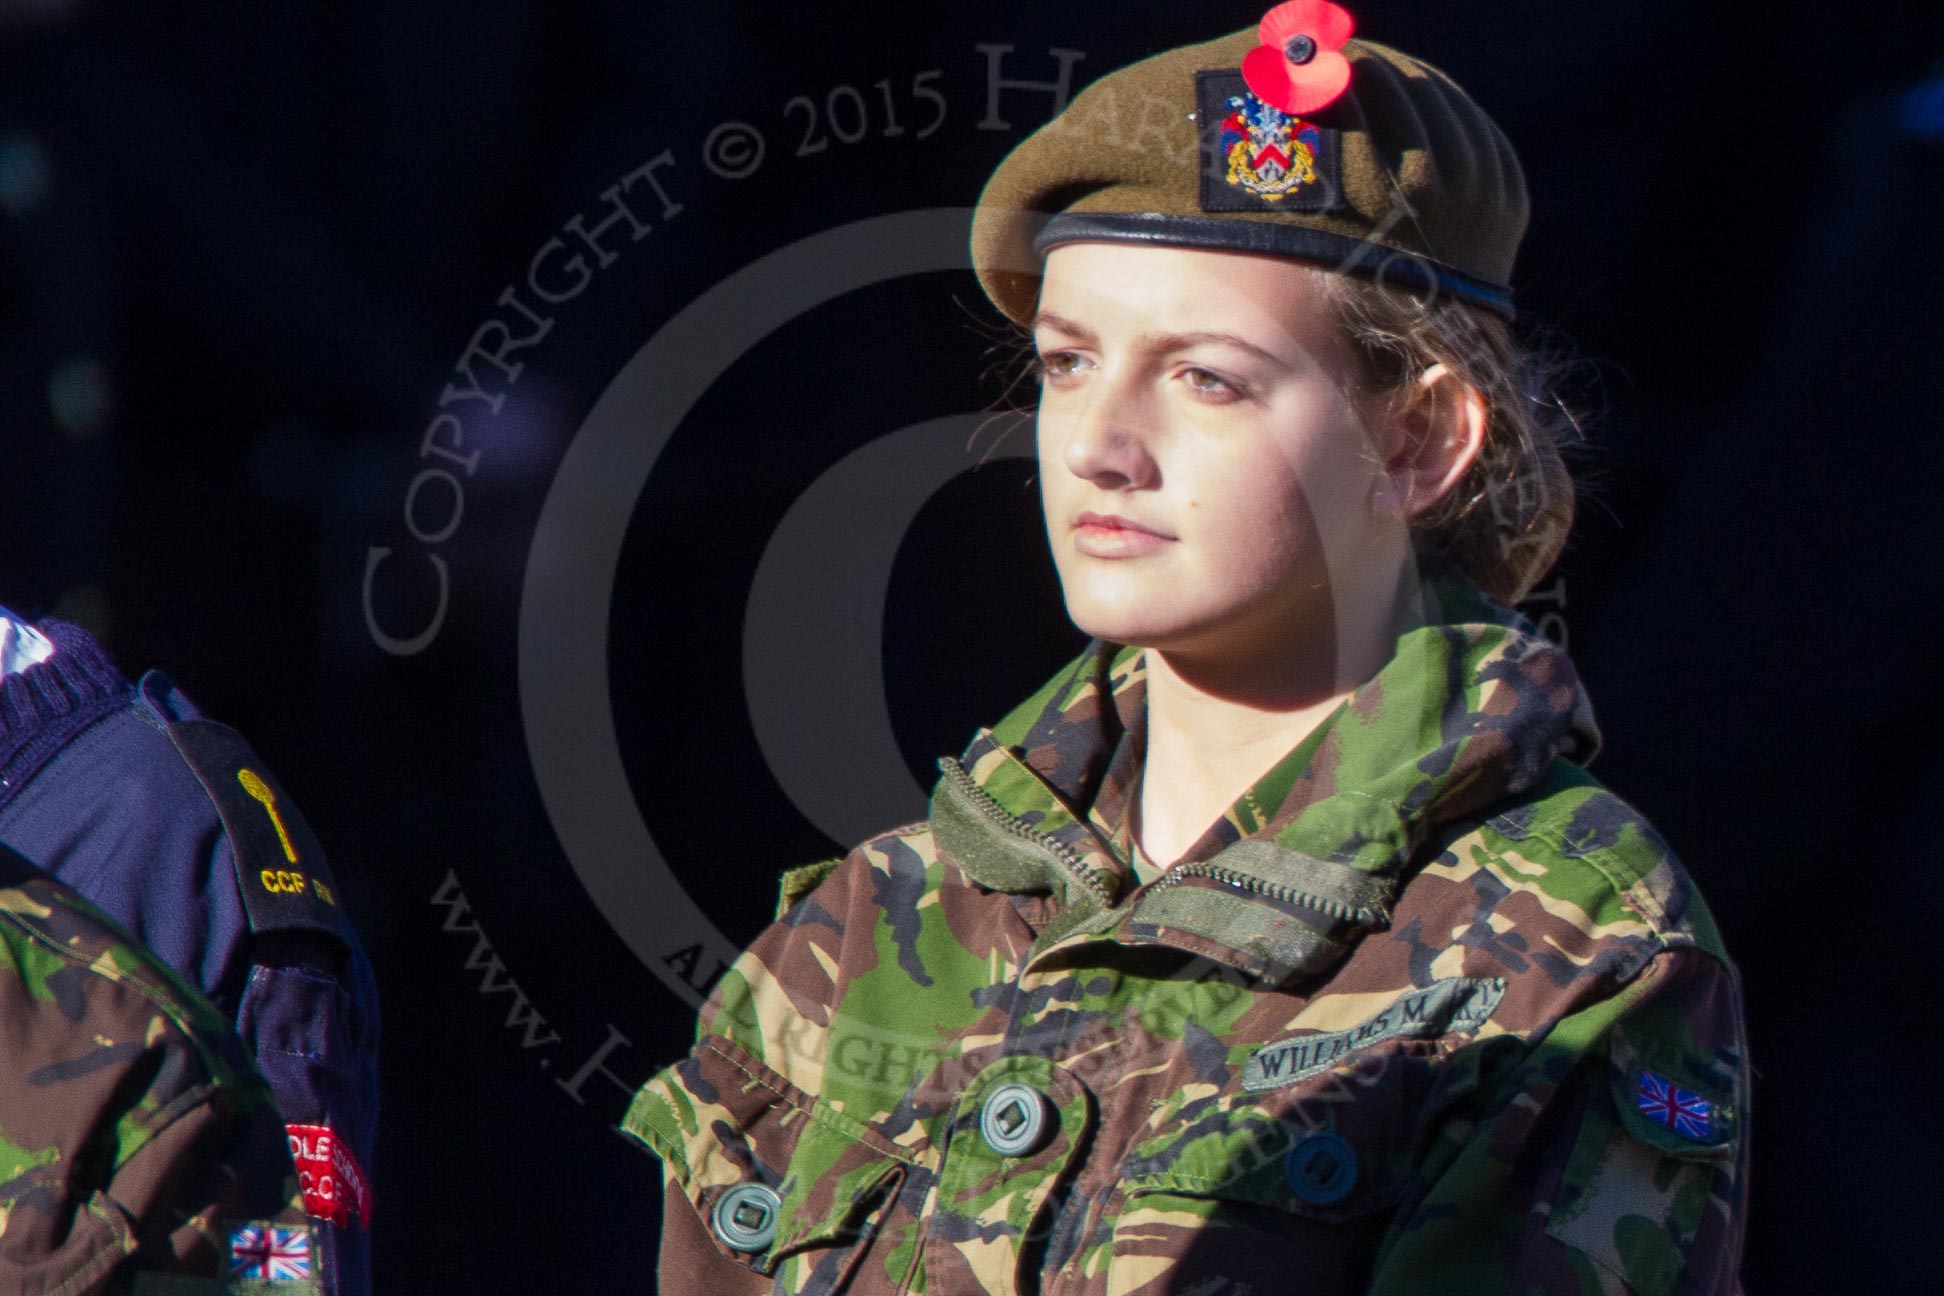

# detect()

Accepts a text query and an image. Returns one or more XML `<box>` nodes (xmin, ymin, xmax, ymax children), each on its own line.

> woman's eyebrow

<box><xmin>1031</xmin><ymin>311</ymin><xmax>1285</xmax><ymax>367</ymax></box>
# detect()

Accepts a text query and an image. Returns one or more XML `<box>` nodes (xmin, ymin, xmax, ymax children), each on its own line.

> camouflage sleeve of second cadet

<box><xmin>2</xmin><ymin>849</ymin><xmax>318</xmax><ymax>1296</ymax></box>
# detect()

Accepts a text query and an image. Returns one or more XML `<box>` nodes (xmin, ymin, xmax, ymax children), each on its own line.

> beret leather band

<box><xmin>1030</xmin><ymin>212</ymin><xmax>1517</xmax><ymax>319</ymax></box>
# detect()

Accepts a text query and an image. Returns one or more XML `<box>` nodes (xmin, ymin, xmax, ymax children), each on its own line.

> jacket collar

<box><xmin>929</xmin><ymin>562</ymin><xmax>1601</xmax><ymax>988</ymax></box>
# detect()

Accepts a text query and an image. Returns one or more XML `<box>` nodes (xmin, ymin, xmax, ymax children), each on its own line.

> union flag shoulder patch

<box><xmin>228</xmin><ymin>1222</ymin><xmax>313</xmax><ymax>1282</ymax></box>
<box><xmin>1634</xmin><ymin>1068</ymin><xmax>1714</xmax><ymax>1142</ymax></box>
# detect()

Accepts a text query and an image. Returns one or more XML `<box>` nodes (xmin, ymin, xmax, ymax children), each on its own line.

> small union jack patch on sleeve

<box><xmin>229</xmin><ymin>1222</ymin><xmax>314</xmax><ymax>1282</ymax></box>
<box><xmin>1635</xmin><ymin>1068</ymin><xmax>1714</xmax><ymax>1142</ymax></box>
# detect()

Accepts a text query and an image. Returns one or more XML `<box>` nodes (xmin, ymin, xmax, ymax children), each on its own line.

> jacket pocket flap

<box><xmin>1116</xmin><ymin>1025</ymin><xmax>1495</xmax><ymax>1223</ymax></box>
<box><xmin>626</xmin><ymin>1036</ymin><xmax>911</xmax><ymax>1268</ymax></box>
<box><xmin>1107</xmin><ymin>1097</ymin><xmax>1404</xmax><ymax>1295</ymax></box>
<box><xmin>1119</xmin><ymin>1093</ymin><xmax>1399</xmax><ymax>1221</ymax></box>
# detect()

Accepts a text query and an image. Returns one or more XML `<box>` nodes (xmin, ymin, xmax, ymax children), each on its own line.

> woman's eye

<box><xmin>1182</xmin><ymin>367</ymin><xmax>1241</xmax><ymax>400</ymax></box>
<box><xmin>1035</xmin><ymin>352</ymin><xmax>1086</xmax><ymax>382</ymax></box>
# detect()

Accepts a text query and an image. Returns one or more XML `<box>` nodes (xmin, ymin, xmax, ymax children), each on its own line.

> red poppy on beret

<box><xmin>1241</xmin><ymin>0</ymin><xmax>1355</xmax><ymax>115</ymax></box>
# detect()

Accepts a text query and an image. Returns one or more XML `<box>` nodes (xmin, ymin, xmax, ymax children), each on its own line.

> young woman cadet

<box><xmin>626</xmin><ymin>5</ymin><xmax>1749</xmax><ymax>1293</ymax></box>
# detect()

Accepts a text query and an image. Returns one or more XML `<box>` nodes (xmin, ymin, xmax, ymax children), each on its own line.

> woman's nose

<box><xmin>1058</xmin><ymin>380</ymin><xmax>1159</xmax><ymax>489</ymax></box>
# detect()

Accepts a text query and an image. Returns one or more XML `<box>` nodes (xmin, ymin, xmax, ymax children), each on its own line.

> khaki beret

<box><xmin>971</xmin><ymin>15</ymin><xmax>1529</xmax><ymax>324</ymax></box>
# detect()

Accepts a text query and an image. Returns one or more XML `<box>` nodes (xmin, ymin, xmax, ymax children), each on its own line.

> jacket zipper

<box><xmin>936</xmin><ymin>756</ymin><xmax>1116</xmax><ymax>909</ymax></box>
<box><xmin>1143</xmin><ymin>860</ymin><xmax>1389</xmax><ymax>927</ymax></box>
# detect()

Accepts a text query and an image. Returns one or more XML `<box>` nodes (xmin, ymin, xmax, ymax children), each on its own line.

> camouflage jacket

<box><xmin>627</xmin><ymin>578</ymin><xmax>1750</xmax><ymax>1295</ymax></box>
<box><xmin>1</xmin><ymin>846</ymin><xmax>319</xmax><ymax>1295</ymax></box>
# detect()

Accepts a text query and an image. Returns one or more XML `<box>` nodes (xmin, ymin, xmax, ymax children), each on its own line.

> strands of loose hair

<box><xmin>1316</xmin><ymin>271</ymin><xmax>1590</xmax><ymax>604</ymax></box>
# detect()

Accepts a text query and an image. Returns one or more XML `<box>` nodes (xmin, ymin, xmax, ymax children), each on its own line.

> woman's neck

<box><xmin>1131</xmin><ymin>570</ymin><xmax>1411</xmax><ymax>870</ymax></box>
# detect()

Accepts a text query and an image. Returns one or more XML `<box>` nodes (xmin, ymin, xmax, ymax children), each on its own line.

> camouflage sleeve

<box><xmin>94</xmin><ymin>1079</ymin><xmax>317</xmax><ymax>1294</ymax></box>
<box><xmin>2</xmin><ymin>873</ymin><xmax>318</xmax><ymax>1295</ymax></box>
<box><xmin>1370</xmin><ymin>945</ymin><xmax>1750</xmax><ymax>1296</ymax></box>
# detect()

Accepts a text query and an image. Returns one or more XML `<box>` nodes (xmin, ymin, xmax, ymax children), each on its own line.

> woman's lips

<box><xmin>1073</xmin><ymin>511</ymin><xmax>1174</xmax><ymax>559</ymax></box>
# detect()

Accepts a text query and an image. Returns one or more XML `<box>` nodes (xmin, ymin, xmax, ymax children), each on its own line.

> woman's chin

<box><xmin>1059</xmin><ymin>598</ymin><xmax>1210</xmax><ymax>651</ymax></box>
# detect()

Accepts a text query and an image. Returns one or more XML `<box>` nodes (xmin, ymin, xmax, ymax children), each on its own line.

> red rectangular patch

<box><xmin>286</xmin><ymin>1123</ymin><xmax>373</xmax><ymax>1228</ymax></box>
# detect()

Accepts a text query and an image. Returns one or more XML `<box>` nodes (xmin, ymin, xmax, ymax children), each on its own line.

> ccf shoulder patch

<box><xmin>164</xmin><ymin>718</ymin><xmax>354</xmax><ymax>946</ymax></box>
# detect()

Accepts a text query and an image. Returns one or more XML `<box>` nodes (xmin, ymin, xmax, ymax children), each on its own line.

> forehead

<box><xmin>1037</xmin><ymin>241</ymin><xmax>1336</xmax><ymax>342</ymax></box>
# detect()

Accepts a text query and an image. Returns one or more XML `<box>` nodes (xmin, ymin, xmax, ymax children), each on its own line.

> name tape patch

<box><xmin>1243</xmin><ymin>976</ymin><xmax>1506</xmax><ymax>1092</ymax></box>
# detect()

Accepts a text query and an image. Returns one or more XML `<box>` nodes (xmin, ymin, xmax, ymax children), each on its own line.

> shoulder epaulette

<box><xmin>163</xmin><ymin>718</ymin><xmax>354</xmax><ymax>946</ymax></box>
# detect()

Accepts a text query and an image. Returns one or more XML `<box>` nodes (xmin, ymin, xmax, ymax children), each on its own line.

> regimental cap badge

<box><xmin>1199</xmin><ymin>74</ymin><xmax>1341</xmax><ymax>212</ymax></box>
<box><xmin>1198</xmin><ymin>2</ymin><xmax>1353</xmax><ymax>215</ymax></box>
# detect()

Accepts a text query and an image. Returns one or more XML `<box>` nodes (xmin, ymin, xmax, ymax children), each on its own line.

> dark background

<box><xmin>4</xmin><ymin>1</ymin><xmax>1941</xmax><ymax>1290</ymax></box>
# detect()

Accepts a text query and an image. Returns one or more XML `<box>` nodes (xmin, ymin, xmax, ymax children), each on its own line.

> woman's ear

<box><xmin>1372</xmin><ymin>362</ymin><xmax>1487</xmax><ymax>521</ymax></box>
